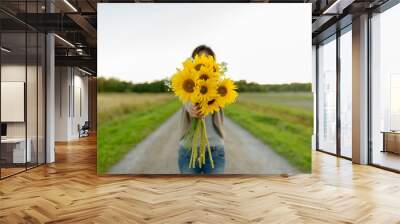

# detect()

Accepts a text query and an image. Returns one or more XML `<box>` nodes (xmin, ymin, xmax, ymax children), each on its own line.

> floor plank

<box><xmin>0</xmin><ymin>135</ymin><xmax>399</xmax><ymax>223</ymax></box>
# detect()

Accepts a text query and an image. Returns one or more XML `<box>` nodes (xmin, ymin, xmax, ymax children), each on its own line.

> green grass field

<box><xmin>97</xmin><ymin>93</ymin><xmax>180</xmax><ymax>173</ymax></box>
<box><xmin>224</xmin><ymin>92</ymin><xmax>313</xmax><ymax>172</ymax></box>
<box><xmin>97</xmin><ymin>92</ymin><xmax>313</xmax><ymax>173</ymax></box>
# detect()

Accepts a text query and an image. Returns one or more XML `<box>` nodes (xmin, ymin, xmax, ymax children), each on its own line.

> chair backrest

<box><xmin>82</xmin><ymin>121</ymin><xmax>90</xmax><ymax>129</ymax></box>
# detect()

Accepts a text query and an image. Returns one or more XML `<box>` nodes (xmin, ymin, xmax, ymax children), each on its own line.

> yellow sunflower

<box><xmin>199</xmin><ymin>97</ymin><xmax>221</xmax><ymax>116</ymax></box>
<box><xmin>171</xmin><ymin>69</ymin><xmax>198</xmax><ymax>103</ymax></box>
<box><xmin>182</xmin><ymin>58</ymin><xmax>195</xmax><ymax>71</ymax></box>
<box><xmin>193</xmin><ymin>54</ymin><xmax>215</xmax><ymax>72</ymax></box>
<box><xmin>197</xmin><ymin>65</ymin><xmax>219</xmax><ymax>81</ymax></box>
<box><xmin>194</xmin><ymin>79</ymin><xmax>217</xmax><ymax>104</ymax></box>
<box><xmin>211</xmin><ymin>61</ymin><xmax>221</xmax><ymax>74</ymax></box>
<box><xmin>216</xmin><ymin>78</ymin><xmax>238</xmax><ymax>107</ymax></box>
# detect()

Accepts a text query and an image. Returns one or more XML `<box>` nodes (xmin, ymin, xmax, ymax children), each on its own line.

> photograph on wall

<box><xmin>97</xmin><ymin>3</ymin><xmax>312</xmax><ymax>174</ymax></box>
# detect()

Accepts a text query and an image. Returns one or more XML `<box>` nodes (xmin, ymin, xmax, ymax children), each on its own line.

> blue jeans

<box><xmin>178</xmin><ymin>145</ymin><xmax>225</xmax><ymax>174</ymax></box>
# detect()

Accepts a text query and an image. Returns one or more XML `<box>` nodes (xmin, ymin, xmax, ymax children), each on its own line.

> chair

<box><xmin>78</xmin><ymin>121</ymin><xmax>90</xmax><ymax>138</ymax></box>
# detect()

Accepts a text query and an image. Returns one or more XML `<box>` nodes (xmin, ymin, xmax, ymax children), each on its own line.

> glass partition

<box><xmin>27</xmin><ymin>31</ymin><xmax>38</xmax><ymax>169</ymax></box>
<box><xmin>1</xmin><ymin>31</ymin><xmax>28</xmax><ymax>177</ymax></box>
<box><xmin>0</xmin><ymin>1</ymin><xmax>46</xmax><ymax>179</ymax></box>
<box><xmin>38</xmin><ymin>32</ymin><xmax>46</xmax><ymax>165</ymax></box>
<box><xmin>371</xmin><ymin>4</ymin><xmax>400</xmax><ymax>171</ymax></box>
<box><xmin>317</xmin><ymin>36</ymin><xmax>337</xmax><ymax>154</ymax></box>
<box><xmin>339</xmin><ymin>28</ymin><xmax>352</xmax><ymax>158</ymax></box>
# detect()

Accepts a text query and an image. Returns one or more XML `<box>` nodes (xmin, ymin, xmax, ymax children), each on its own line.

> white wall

<box><xmin>55</xmin><ymin>66</ymin><xmax>70</xmax><ymax>141</ymax></box>
<box><xmin>1</xmin><ymin>65</ymin><xmax>37</xmax><ymax>138</ymax></box>
<box><xmin>1</xmin><ymin>65</ymin><xmax>26</xmax><ymax>134</ymax></box>
<box><xmin>1</xmin><ymin>63</ymin><xmax>46</xmax><ymax>164</ymax></box>
<box><xmin>55</xmin><ymin>67</ymin><xmax>89</xmax><ymax>141</ymax></box>
<box><xmin>71</xmin><ymin>72</ymin><xmax>89</xmax><ymax>138</ymax></box>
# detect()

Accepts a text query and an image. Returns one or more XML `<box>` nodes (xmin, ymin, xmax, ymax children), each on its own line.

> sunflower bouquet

<box><xmin>171</xmin><ymin>54</ymin><xmax>238</xmax><ymax>169</ymax></box>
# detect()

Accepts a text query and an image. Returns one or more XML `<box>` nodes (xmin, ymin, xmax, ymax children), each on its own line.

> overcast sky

<box><xmin>98</xmin><ymin>3</ymin><xmax>311</xmax><ymax>84</ymax></box>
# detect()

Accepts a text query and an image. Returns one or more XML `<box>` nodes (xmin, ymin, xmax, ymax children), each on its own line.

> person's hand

<box><xmin>185</xmin><ymin>103</ymin><xmax>203</xmax><ymax>118</ymax></box>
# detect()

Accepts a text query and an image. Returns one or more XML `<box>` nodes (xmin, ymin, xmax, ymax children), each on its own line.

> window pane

<box><xmin>371</xmin><ymin>4</ymin><xmax>400</xmax><ymax>171</ymax></box>
<box><xmin>0</xmin><ymin>0</ymin><xmax>46</xmax><ymax>179</ymax></box>
<box><xmin>1</xmin><ymin>31</ymin><xmax>27</xmax><ymax>177</ymax></box>
<box><xmin>27</xmin><ymin>31</ymin><xmax>38</xmax><ymax>169</ymax></box>
<box><xmin>340</xmin><ymin>29</ymin><xmax>352</xmax><ymax>158</ymax></box>
<box><xmin>38</xmin><ymin>33</ymin><xmax>46</xmax><ymax>165</ymax></box>
<box><xmin>318</xmin><ymin>37</ymin><xmax>337</xmax><ymax>154</ymax></box>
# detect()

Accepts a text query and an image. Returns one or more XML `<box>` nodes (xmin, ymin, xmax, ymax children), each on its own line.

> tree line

<box><xmin>97</xmin><ymin>77</ymin><xmax>311</xmax><ymax>93</ymax></box>
<box><xmin>235</xmin><ymin>80</ymin><xmax>311</xmax><ymax>92</ymax></box>
<box><xmin>97</xmin><ymin>77</ymin><xmax>170</xmax><ymax>93</ymax></box>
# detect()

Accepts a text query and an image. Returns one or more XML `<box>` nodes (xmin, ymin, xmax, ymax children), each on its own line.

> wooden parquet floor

<box><xmin>1</xmin><ymin>135</ymin><xmax>400</xmax><ymax>224</ymax></box>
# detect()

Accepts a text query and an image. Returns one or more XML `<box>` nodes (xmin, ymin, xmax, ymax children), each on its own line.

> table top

<box><xmin>381</xmin><ymin>131</ymin><xmax>400</xmax><ymax>134</ymax></box>
<box><xmin>1</xmin><ymin>138</ymin><xmax>29</xmax><ymax>143</ymax></box>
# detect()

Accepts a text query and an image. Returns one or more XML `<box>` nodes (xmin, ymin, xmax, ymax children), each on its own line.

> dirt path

<box><xmin>109</xmin><ymin>111</ymin><xmax>299</xmax><ymax>174</ymax></box>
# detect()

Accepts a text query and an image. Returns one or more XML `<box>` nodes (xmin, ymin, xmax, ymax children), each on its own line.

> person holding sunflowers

<box><xmin>171</xmin><ymin>45</ymin><xmax>238</xmax><ymax>174</ymax></box>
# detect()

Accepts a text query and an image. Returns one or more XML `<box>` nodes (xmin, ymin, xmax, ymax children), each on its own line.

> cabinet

<box><xmin>382</xmin><ymin>132</ymin><xmax>400</xmax><ymax>154</ymax></box>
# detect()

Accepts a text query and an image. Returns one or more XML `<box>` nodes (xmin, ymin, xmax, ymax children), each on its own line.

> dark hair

<box><xmin>191</xmin><ymin>45</ymin><xmax>215</xmax><ymax>59</ymax></box>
